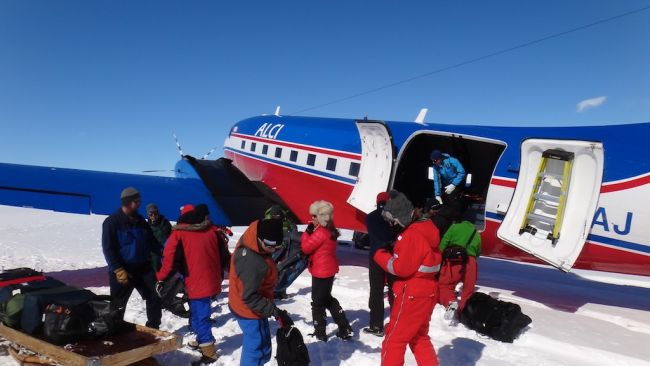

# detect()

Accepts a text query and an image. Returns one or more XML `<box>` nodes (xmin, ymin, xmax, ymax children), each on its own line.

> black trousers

<box><xmin>109</xmin><ymin>266</ymin><xmax>162</xmax><ymax>329</ymax></box>
<box><xmin>368</xmin><ymin>257</ymin><xmax>394</xmax><ymax>329</ymax></box>
<box><xmin>311</xmin><ymin>276</ymin><xmax>350</xmax><ymax>331</ymax></box>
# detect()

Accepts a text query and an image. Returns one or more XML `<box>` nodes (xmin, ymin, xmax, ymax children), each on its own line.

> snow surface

<box><xmin>1</xmin><ymin>205</ymin><xmax>649</xmax><ymax>365</ymax></box>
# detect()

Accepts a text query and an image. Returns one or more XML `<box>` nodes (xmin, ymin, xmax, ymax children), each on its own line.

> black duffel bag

<box><xmin>43</xmin><ymin>295</ymin><xmax>123</xmax><ymax>345</ymax></box>
<box><xmin>459</xmin><ymin>292</ymin><xmax>532</xmax><ymax>343</ymax></box>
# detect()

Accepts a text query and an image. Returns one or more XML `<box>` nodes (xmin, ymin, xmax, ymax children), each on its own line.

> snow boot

<box><xmin>192</xmin><ymin>343</ymin><xmax>218</xmax><ymax>365</ymax></box>
<box><xmin>329</xmin><ymin>298</ymin><xmax>353</xmax><ymax>340</ymax></box>
<box><xmin>362</xmin><ymin>326</ymin><xmax>384</xmax><ymax>337</ymax></box>
<box><xmin>310</xmin><ymin>303</ymin><xmax>328</xmax><ymax>342</ymax></box>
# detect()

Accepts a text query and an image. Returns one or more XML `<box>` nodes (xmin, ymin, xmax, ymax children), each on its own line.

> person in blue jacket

<box><xmin>102</xmin><ymin>187</ymin><xmax>163</xmax><ymax>329</ymax></box>
<box><xmin>430</xmin><ymin>150</ymin><xmax>466</xmax><ymax>205</ymax></box>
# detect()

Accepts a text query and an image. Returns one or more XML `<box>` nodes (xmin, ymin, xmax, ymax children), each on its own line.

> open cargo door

<box><xmin>347</xmin><ymin>121</ymin><xmax>393</xmax><ymax>214</ymax></box>
<box><xmin>497</xmin><ymin>139</ymin><xmax>604</xmax><ymax>272</ymax></box>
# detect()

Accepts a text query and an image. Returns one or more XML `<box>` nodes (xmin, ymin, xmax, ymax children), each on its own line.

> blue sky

<box><xmin>1</xmin><ymin>1</ymin><xmax>648</xmax><ymax>174</ymax></box>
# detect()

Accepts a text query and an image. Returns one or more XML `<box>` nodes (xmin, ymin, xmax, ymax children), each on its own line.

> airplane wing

<box><xmin>0</xmin><ymin>158</ymin><xmax>285</xmax><ymax>226</ymax></box>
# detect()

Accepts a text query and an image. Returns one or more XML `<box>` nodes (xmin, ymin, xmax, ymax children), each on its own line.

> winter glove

<box><xmin>379</xmin><ymin>241</ymin><xmax>394</xmax><ymax>253</ymax></box>
<box><xmin>155</xmin><ymin>281</ymin><xmax>165</xmax><ymax>298</ymax></box>
<box><xmin>444</xmin><ymin>184</ymin><xmax>456</xmax><ymax>194</ymax></box>
<box><xmin>305</xmin><ymin>223</ymin><xmax>315</xmax><ymax>235</ymax></box>
<box><xmin>114</xmin><ymin>267</ymin><xmax>130</xmax><ymax>285</ymax></box>
<box><xmin>274</xmin><ymin>307</ymin><xmax>294</xmax><ymax>328</ymax></box>
<box><xmin>435</xmin><ymin>196</ymin><xmax>443</xmax><ymax>205</ymax></box>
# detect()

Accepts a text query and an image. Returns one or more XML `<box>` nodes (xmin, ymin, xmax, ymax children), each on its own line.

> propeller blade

<box><xmin>173</xmin><ymin>133</ymin><xmax>185</xmax><ymax>157</ymax></box>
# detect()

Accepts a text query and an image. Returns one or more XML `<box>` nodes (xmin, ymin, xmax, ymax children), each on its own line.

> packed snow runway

<box><xmin>1</xmin><ymin>205</ymin><xmax>649</xmax><ymax>365</ymax></box>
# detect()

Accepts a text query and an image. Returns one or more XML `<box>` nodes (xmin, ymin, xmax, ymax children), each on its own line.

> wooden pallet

<box><xmin>0</xmin><ymin>323</ymin><xmax>181</xmax><ymax>366</ymax></box>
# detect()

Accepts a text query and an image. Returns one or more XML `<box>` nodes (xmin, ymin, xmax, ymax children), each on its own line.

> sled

<box><xmin>0</xmin><ymin>322</ymin><xmax>181</xmax><ymax>366</ymax></box>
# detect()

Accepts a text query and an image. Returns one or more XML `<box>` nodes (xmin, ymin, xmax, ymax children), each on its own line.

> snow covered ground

<box><xmin>1</xmin><ymin>205</ymin><xmax>649</xmax><ymax>365</ymax></box>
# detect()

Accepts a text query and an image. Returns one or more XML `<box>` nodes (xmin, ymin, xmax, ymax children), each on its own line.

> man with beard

<box><xmin>101</xmin><ymin>187</ymin><xmax>162</xmax><ymax>329</ymax></box>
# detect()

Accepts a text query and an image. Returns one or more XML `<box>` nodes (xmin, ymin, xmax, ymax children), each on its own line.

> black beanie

<box><xmin>257</xmin><ymin>218</ymin><xmax>284</xmax><ymax>247</ymax></box>
<box><xmin>382</xmin><ymin>191</ymin><xmax>414</xmax><ymax>228</ymax></box>
<box><xmin>120</xmin><ymin>187</ymin><xmax>141</xmax><ymax>206</ymax></box>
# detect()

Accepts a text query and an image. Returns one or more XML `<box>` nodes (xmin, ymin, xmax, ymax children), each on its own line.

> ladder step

<box><xmin>538</xmin><ymin>172</ymin><xmax>564</xmax><ymax>180</ymax></box>
<box><xmin>527</xmin><ymin>212</ymin><xmax>556</xmax><ymax>224</ymax></box>
<box><xmin>534</xmin><ymin>193</ymin><xmax>561</xmax><ymax>204</ymax></box>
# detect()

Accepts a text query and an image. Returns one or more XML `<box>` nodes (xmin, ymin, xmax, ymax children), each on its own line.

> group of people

<box><xmin>100</xmin><ymin>148</ymin><xmax>475</xmax><ymax>365</ymax></box>
<box><xmin>101</xmin><ymin>187</ymin><xmax>354</xmax><ymax>365</ymax></box>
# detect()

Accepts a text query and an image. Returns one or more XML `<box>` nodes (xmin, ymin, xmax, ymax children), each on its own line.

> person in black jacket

<box><xmin>101</xmin><ymin>187</ymin><xmax>162</xmax><ymax>329</ymax></box>
<box><xmin>145</xmin><ymin>203</ymin><xmax>172</xmax><ymax>271</ymax></box>
<box><xmin>363</xmin><ymin>192</ymin><xmax>396</xmax><ymax>337</ymax></box>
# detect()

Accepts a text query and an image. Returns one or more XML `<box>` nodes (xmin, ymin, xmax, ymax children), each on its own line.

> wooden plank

<box><xmin>0</xmin><ymin>323</ymin><xmax>181</xmax><ymax>366</ymax></box>
<box><xmin>0</xmin><ymin>323</ymin><xmax>91</xmax><ymax>365</ymax></box>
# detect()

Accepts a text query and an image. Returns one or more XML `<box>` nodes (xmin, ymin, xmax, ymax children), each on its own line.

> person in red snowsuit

<box><xmin>373</xmin><ymin>191</ymin><xmax>442</xmax><ymax>366</ymax></box>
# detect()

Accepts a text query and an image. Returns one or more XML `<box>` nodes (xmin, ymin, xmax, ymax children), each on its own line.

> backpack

<box><xmin>440</xmin><ymin>228</ymin><xmax>476</xmax><ymax>273</ymax></box>
<box><xmin>157</xmin><ymin>274</ymin><xmax>190</xmax><ymax>318</ymax></box>
<box><xmin>459</xmin><ymin>292</ymin><xmax>532</xmax><ymax>343</ymax></box>
<box><xmin>276</xmin><ymin>325</ymin><xmax>310</xmax><ymax>366</ymax></box>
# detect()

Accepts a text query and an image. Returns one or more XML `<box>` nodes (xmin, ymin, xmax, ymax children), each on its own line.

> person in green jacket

<box><xmin>146</xmin><ymin>203</ymin><xmax>172</xmax><ymax>271</ymax></box>
<box><xmin>438</xmin><ymin>220</ymin><xmax>481</xmax><ymax>318</ymax></box>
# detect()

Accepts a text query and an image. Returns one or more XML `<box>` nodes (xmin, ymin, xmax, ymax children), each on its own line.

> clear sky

<box><xmin>1</xmin><ymin>1</ymin><xmax>649</xmax><ymax>175</ymax></box>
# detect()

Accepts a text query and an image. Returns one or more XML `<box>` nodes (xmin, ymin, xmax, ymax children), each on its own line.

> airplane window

<box><xmin>250</xmin><ymin>142</ymin><xmax>256</xmax><ymax>152</ymax></box>
<box><xmin>241</xmin><ymin>141</ymin><xmax>246</xmax><ymax>149</ymax></box>
<box><xmin>275</xmin><ymin>147</ymin><xmax>282</xmax><ymax>158</ymax></box>
<box><xmin>326</xmin><ymin>158</ymin><xmax>337</xmax><ymax>171</ymax></box>
<box><xmin>262</xmin><ymin>145</ymin><xmax>269</xmax><ymax>155</ymax></box>
<box><xmin>290</xmin><ymin>150</ymin><xmax>298</xmax><ymax>162</ymax></box>
<box><xmin>349</xmin><ymin>162</ymin><xmax>360</xmax><ymax>177</ymax></box>
<box><xmin>307</xmin><ymin>154</ymin><xmax>316</xmax><ymax>166</ymax></box>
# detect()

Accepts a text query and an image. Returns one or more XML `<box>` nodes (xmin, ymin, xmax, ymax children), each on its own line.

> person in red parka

<box><xmin>156</xmin><ymin>204</ymin><xmax>225</xmax><ymax>364</ymax></box>
<box><xmin>373</xmin><ymin>191</ymin><xmax>442</xmax><ymax>366</ymax></box>
<box><xmin>301</xmin><ymin>200</ymin><xmax>353</xmax><ymax>341</ymax></box>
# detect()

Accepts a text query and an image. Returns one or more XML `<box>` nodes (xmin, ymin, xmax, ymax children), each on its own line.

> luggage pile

<box><xmin>0</xmin><ymin>267</ymin><xmax>122</xmax><ymax>345</ymax></box>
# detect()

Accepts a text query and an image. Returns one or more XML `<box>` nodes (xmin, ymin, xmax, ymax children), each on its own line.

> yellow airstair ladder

<box><xmin>519</xmin><ymin>149</ymin><xmax>574</xmax><ymax>245</ymax></box>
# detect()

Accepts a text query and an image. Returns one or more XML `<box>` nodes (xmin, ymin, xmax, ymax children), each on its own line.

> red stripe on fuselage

<box><xmin>491</xmin><ymin>174</ymin><xmax>650</xmax><ymax>192</ymax></box>
<box><xmin>225</xmin><ymin>150</ymin><xmax>366</xmax><ymax>230</ymax></box>
<box><xmin>231</xmin><ymin>133</ymin><xmax>362</xmax><ymax>160</ymax></box>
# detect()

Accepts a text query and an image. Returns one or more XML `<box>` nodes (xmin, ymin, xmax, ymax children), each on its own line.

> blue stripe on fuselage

<box><xmin>224</xmin><ymin>147</ymin><xmax>357</xmax><ymax>185</ymax></box>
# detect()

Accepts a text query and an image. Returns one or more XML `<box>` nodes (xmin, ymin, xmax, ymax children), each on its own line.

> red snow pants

<box><xmin>438</xmin><ymin>256</ymin><xmax>477</xmax><ymax>311</ymax></box>
<box><xmin>381</xmin><ymin>282</ymin><xmax>438</xmax><ymax>366</ymax></box>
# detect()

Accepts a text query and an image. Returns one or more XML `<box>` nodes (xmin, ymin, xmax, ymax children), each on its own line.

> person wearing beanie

<box><xmin>264</xmin><ymin>204</ymin><xmax>299</xmax><ymax>300</ymax></box>
<box><xmin>145</xmin><ymin>203</ymin><xmax>172</xmax><ymax>271</ymax></box>
<box><xmin>373</xmin><ymin>190</ymin><xmax>442</xmax><ymax>366</ymax></box>
<box><xmin>228</xmin><ymin>218</ymin><xmax>293</xmax><ymax>365</ymax></box>
<box><xmin>430</xmin><ymin>150</ymin><xmax>466</xmax><ymax>206</ymax></box>
<box><xmin>363</xmin><ymin>192</ymin><xmax>396</xmax><ymax>337</ymax></box>
<box><xmin>101</xmin><ymin>187</ymin><xmax>162</xmax><ymax>330</ymax></box>
<box><xmin>156</xmin><ymin>203</ymin><xmax>227</xmax><ymax>364</ymax></box>
<box><xmin>301</xmin><ymin>200</ymin><xmax>353</xmax><ymax>341</ymax></box>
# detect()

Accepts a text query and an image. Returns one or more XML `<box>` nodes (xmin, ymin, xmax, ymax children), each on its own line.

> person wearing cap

<box><xmin>430</xmin><ymin>150</ymin><xmax>466</xmax><ymax>206</ymax></box>
<box><xmin>373</xmin><ymin>191</ymin><xmax>442</xmax><ymax>366</ymax></box>
<box><xmin>101</xmin><ymin>187</ymin><xmax>162</xmax><ymax>329</ymax></box>
<box><xmin>156</xmin><ymin>203</ymin><xmax>225</xmax><ymax>364</ymax></box>
<box><xmin>301</xmin><ymin>200</ymin><xmax>353</xmax><ymax>341</ymax></box>
<box><xmin>228</xmin><ymin>218</ymin><xmax>293</xmax><ymax>365</ymax></box>
<box><xmin>363</xmin><ymin>192</ymin><xmax>396</xmax><ymax>337</ymax></box>
<box><xmin>145</xmin><ymin>203</ymin><xmax>172</xmax><ymax>271</ymax></box>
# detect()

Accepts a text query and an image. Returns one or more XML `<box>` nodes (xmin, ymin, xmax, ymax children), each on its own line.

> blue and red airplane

<box><xmin>1</xmin><ymin>114</ymin><xmax>648</xmax><ymax>276</ymax></box>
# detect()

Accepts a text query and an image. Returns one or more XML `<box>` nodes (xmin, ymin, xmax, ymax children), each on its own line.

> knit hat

<box><xmin>120</xmin><ymin>187</ymin><xmax>141</xmax><ymax>206</ymax></box>
<box><xmin>257</xmin><ymin>218</ymin><xmax>284</xmax><ymax>247</ymax></box>
<box><xmin>146</xmin><ymin>203</ymin><xmax>158</xmax><ymax>214</ymax></box>
<box><xmin>180</xmin><ymin>204</ymin><xmax>195</xmax><ymax>215</ymax></box>
<box><xmin>382</xmin><ymin>191</ymin><xmax>414</xmax><ymax>228</ymax></box>
<box><xmin>430</xmin><ymin>150</ymin><xmax>442</xmax><ymax>161</ymax></box>
<box><xmin>267</xmin><ymin>205</ymin><xmax>284</xmax><ymax>219</ymax></box>
<box><xmin>376</xmin><ymin>192</ymin><xmax>390</xmax><ymax>204</ymax></box>
<box><xmin>309</xmin><ymin>200</ymin><xmax>334</xmax><ymax>227</ymax></box>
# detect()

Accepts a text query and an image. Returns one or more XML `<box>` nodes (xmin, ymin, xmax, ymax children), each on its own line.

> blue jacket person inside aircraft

<box><xmin>431</xmin><ymin>150</ymin><xmax>466</xmax><ymax>205</ymax></box>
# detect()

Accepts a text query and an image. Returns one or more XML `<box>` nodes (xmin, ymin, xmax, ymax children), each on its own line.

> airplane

<box><xmin>1</xmin><ymin>113</ymin><xmax>649</xmax><ymax>277</ymax></box>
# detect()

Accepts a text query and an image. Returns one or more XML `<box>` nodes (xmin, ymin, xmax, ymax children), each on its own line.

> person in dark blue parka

<box><xmin>102</xmin><ymin>187</ymin><xmax>162</xmax><ymax>329</ymax></box>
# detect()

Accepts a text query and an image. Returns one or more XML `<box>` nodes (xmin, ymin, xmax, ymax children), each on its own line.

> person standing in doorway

<box><xmin>430</xmin><ymin>150</ymin><xmax>466</xmax><ymax>206</ymax></box>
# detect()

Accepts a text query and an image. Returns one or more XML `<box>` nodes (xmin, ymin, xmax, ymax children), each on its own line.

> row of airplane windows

<box><xmin>240</xmin><ymin>140</ymin><xmax>360</xmax><ymax>177</ymax></box>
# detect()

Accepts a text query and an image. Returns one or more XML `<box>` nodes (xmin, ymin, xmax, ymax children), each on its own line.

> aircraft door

<box><xmin>347</xmin><ymin>121</ymin><xmax>394</xmax><ymax>214</ymax></box>
<box><xmin>497</xmin><ymin>139</ymin><xmax>604</xmax><ymax>272</ymax></box>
